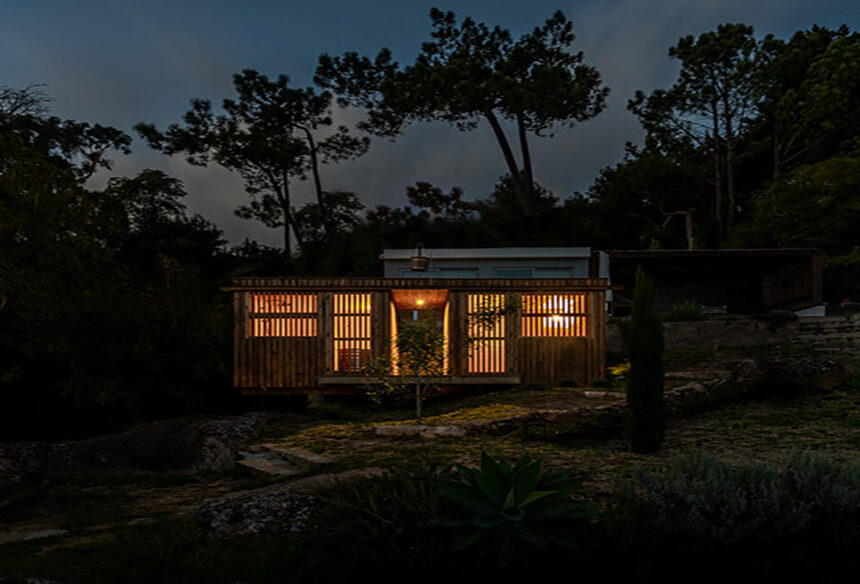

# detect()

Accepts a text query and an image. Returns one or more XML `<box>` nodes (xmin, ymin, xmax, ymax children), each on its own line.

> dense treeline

<box><xmin>1</xmin><ymin>14</ymin><xmax>858</xmax><ymax>439</ymax></box>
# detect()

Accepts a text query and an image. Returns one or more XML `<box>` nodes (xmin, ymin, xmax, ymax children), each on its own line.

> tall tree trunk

<box><xmin>281</xmin><ymin>221</ymin><xmax>291</xmax><ymax>257</ymax></box>
<box><xmin>269</xmin><ymin>182</ymin><xmax>292</xmax><ymax>257</ymax></box>
<box><xmin>298</xmin><ymin>125</ymin><xmax>333</xmax><ymax>239</ymax></box>
<box><xmin>724</xmin><ymin>98</ymin><xmax>736</xmax><ymax>233</ymax></box>
<box><xmin>484</xmin><ymin>110</ymin><xmax>533</xmax><ymax>214</ymax></box>
<box><xmin>279</xmin><ymin>174</ymin><xmax>304</xmax><ymax>256</ymax></box>
<box><xmin>710</xmin><ymin>99</ymin><xmax>723</xmax><ymax>240</ymax></box>
<box><xmin>517</xmin><ymin>114</ymin><xmax>535</xmax><ymax>198</ymax></box>
<box><xmin>684</xmin><ymin>210</ymin><xmax>695</xmax><ymax>250</ymax></box>
<box><xmin>415</xmin><ymin>383</ymin><xmax>423</xmax><ymax>421</ymax></box>
<box><xmin>772</xmin><ymin>118</ymin><xmax>782</xmax><ymax>183</ymax></box>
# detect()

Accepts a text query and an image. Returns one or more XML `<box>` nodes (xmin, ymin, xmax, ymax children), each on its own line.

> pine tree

<box><xmin>626</xmin><ymin>266</ymin><xmax>666</xmax><ymax>453</ymax></box>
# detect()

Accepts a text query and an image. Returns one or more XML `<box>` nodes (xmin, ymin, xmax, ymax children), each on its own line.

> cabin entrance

<box><xmin>389</xmin><ymin>289</ymin><xmax>450</xmax><ymax>374</ymax></box>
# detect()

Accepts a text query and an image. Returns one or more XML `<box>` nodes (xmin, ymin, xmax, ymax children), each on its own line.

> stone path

<box><xmin>236</xmin><ymin>444</ymin><xmax>333</xmax><ymax>478</ymax></box>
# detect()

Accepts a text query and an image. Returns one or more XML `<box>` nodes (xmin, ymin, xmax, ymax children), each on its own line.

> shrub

<box><xmin>662</xmin><ymin>300</ymin><xmax>707</xmax><ymax>322</ymax></box>
<box><xmin>626</xmin><ymin>267</ymin><xmax>666</xmax><ymax>453</ymax></box>
<box><xmin>557</xmin><ymin>378</ymin><xmax>579</xmax><ymax>388</ymax></box>
<box><xmin>310</xmin><ymin>469</ymin><xmax>446</xmax><ymax>570</ymax></box>
<box><xmin>608</xmin><ymin>361</ymin><xmax>630</xmax><ymax>379</ymax></box>
<box><xmin>432</xmin><ymin>451</ymin><xmax>596</xmax><ymax>566</ymax></box>
<box><xmin>589</xmin><ymin>377</ymin><xmax>610</xmax><ymax>388</ymax></box>
<box><xmin>622</xmin><ymin>450</ymin><xmax>808</xmax><ymax>544</ymax></box>
<box><xmin>782</xmin><ymin>450</ymin><xmax>860</xmax><ymax>513</ymax></box>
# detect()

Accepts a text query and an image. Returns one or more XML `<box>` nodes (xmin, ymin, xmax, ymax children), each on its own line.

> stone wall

<box><xmin>607</xmin><ymin>314</ymin><xmax>860</xmax><ymax>351</ymax></box>
<box><xmin>793</xmin><ymin>314</ymin><xmax>860</xmax><ymax>348</ymax></box>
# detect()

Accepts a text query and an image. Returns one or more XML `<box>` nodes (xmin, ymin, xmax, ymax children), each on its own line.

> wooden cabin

<box><xmin>227</xmin><ymin>277</ymin><xmax>612</xmax><ymax>395</ymax></box>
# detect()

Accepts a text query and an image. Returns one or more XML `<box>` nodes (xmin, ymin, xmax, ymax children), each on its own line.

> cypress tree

<box><xmin>626</xmin><ymin>266</ymin><xmax>666</xmax><ymax>453</ymax></box>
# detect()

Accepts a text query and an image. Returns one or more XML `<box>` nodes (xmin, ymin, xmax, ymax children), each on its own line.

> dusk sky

<box><xmin>3</xmin><ymin>0</ymin><xmax>858</xmax><ymax>246</ymax></box>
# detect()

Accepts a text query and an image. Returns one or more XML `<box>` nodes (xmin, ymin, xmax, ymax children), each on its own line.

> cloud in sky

<box><xmin>3</xmin><ymin>0</ymin><xmax>858</xmax><ymax>247</ymax></box>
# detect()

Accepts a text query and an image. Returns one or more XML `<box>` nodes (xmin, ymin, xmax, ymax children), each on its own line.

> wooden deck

<box><xmin>317</xmin><ymin>375</ymin><xmax>521</xmax><ymax>385</ymax></box>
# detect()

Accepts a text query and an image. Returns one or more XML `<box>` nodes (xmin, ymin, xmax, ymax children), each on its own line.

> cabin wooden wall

<box><xmin>235</xmin><ymin>290</ymin><xmax>390</xmax><ymax>392</ymax></box>
<box><xmin>233</xmin><ymin>282</ymin><xmax>609</xmax><ymax>392</ymax></box>
<box><xmin>445</xmin><ymin>290</ymin><xmax>604</xmax><ymax>385</ymax></box>
<box><xmin>516</xmin><ymin>338</ymin><xmax>589</xmax><ymax>384</ymax></box>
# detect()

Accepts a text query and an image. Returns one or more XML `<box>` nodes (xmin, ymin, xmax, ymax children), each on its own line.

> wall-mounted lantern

<box><xmin>410</xmin><ymin>243</ymin><xmax>430</xmax><ymax>272</ymax></box>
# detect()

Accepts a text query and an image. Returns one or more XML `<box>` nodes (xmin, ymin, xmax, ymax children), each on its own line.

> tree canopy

<box><xmin>316</xmin><ymin>8</ymin><xmax>608</xmax><ymax>213</ymax></box>
<box><xmin>136</xmin><ymin>70</ymin><xmax>369</xmax><ymax>255</ymax></box>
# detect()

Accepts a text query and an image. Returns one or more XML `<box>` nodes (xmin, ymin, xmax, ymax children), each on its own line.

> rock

<box><xmin>258</xmin><ymin>445</ymin><xmax>332</xmax><ymax>468</ymax></box>
<box><xmin>582</xmin><ymin>390</ymin><xmax>626</xmax><ymax>399</ymax></box>
<box><xmin>236</xmin><ymin>456</ymin><xmax>304</xmax><ymax>479</ymax></box>
<box><xmin>0</xmin><ymin>527</ymin><xmax>68</xmax><ymax>546</ymax></box>
<box><xmin>0</xmin><ymin>413</ymin><xmax>268</xmax><ymax>489</ymax></box>
<box><xmin>667</xmin><ymin>370</ymin><xmax>734</xmax><ymax>380</ymax></box>
<box><xmin>235</xmin><ymin>444</ymin><xmax>333</xmax><ymax>479</ymax></box>
<box><xmin>730</xmin><ymin>356</ymin><xmax>852</xmax><ymax>394</ymax></box>
<box><xmin>194</xmin><ymin>484</ymin><xmax>317</xmax><ymax>542</ymax></box>
<box><xmin>193</xmin><ymin>468</ymin><xmax>386</xmax><ymax>542</ymax></box>
<box><xmin>675</xmin><ymin>381</ymin><xmax>707</xmax><ymax>393</ymax></box>
<box><xmin>0</xmin><ymin>442</ymin><xmax>56</xmax><ymax>489</ymax></box>
<box><xmin>189</xmin><ymin>413</ymin><xmax>268</xmax><ymax>472</ymax></box>
<box><xmin>730</xmin><ymin>359</ymin><xmax>760</xmax><ymax>380</ymax></box>
<box><xmin>374</xmin><ymin>424</ymin><xmax>467</xmax><ymax>438</ymax></box>
<box><xmin>21</xmin><ymin>529</ymin><xmax>68</xmax><ymax>542</ymax></box>
<box><xmin>0</xmin><ymin>578</ymin><xmax>68</xmax><ymax>584</ymax></box>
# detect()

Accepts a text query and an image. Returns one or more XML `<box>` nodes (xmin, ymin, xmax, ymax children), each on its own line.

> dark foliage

<box><xmin>626</xmin><ymin>267</ymin><xmax>666</xmax><ymax>453</ymax></box>
<box><xmin>0</xmin><ymin>89</ymin><xmax>245</xmax><ymax>440</ymax></box>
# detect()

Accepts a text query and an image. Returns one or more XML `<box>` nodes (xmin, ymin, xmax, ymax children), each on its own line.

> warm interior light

<box><xmin>521</xmin><ymin>293</ymin><xmax>588</xmax><ymax>337</ymax></box>
<box><xmin>416</xmin><ymin>299</ymin><xmax>425</xmax><ymax>305</ymax></box>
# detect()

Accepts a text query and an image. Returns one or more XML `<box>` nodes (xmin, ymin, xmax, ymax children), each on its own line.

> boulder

<box><xmin>190</xmin><ymin>413</ymin><xmax>268</xmax><ymax>472</ymax></box>
<box><xmin>193</xmin><ymin>468</ymin><xmax>386</xmax><ymax>542</ymax></box>
<box><xmin>0</xmin><ymin>413</ymin><xmax>268</xmax><ymax>489</ymax></box>
<box><xmin>0</xmin><ymin>442</ymin><xmax>56</xmax><ymax>489</ymax></box>
<box><xmin>730</xmin><ymin>356</ymin><xmax>852</xmax><ymax>394</ymax></box>
<box><xmin>193</xmin><ymin>483</ymin><xmax>317</xmax><ymax>542</ymax></box>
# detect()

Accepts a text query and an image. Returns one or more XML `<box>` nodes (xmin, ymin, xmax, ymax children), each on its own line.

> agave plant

<box><xmin>431</xmin><ymin>451</ymin><xmax>596</xmax><ymax>565</ymax></box>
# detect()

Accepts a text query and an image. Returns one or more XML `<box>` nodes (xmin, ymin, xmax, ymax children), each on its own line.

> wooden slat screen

<box><xmin>467</xmin><ymin>293</ymin><xmax>506</xmax><ymax>374</ymax></box>
<box><xmin>521</xmin><ymin>293</ymin><xmax>588</xmax><ymax>337</ymax></box>
<box><xmin>333</xmin><ymin>293</ymin><xmax>372</xmax><ymax>372</ymax></box>
<box><xmin>248</xmin><ymin>293</ymin><xmax>318</xmax><ymax>337</ymax></box>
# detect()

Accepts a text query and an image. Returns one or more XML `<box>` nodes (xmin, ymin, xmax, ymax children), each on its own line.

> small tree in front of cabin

<box><xmin>626</xmin><ymin>267</ymin><xmax>666</xmax><ymax>453</ymax></box>
<box><xmin>363</xmin><ymin>299</ymin><xmax>515</xmax><ymax>421</ymax></box>
<box><xmin>363</xmin><ymin>309</ymin><xmax>446</xmax><ymax>421</ymax></box>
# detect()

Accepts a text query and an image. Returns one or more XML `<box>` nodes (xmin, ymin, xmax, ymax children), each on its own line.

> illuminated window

<box><xmin>334</xmin><ymin>293</ymin><xmax>372</xmax><ymax>372</ymax></box>
<box><xmin>467</xmin><ymin>294</ymin><xmax>506</xmax><ymax>373</ymax></box>
<box><xmin>521</xmin><ymin>294</ymin><xmax>588</xmax><ymax>337</ymax></box>
<box><xmin>248</xmin><ymin>293</ymin><xmax>318</xmax><ymax>337</ymax></box>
